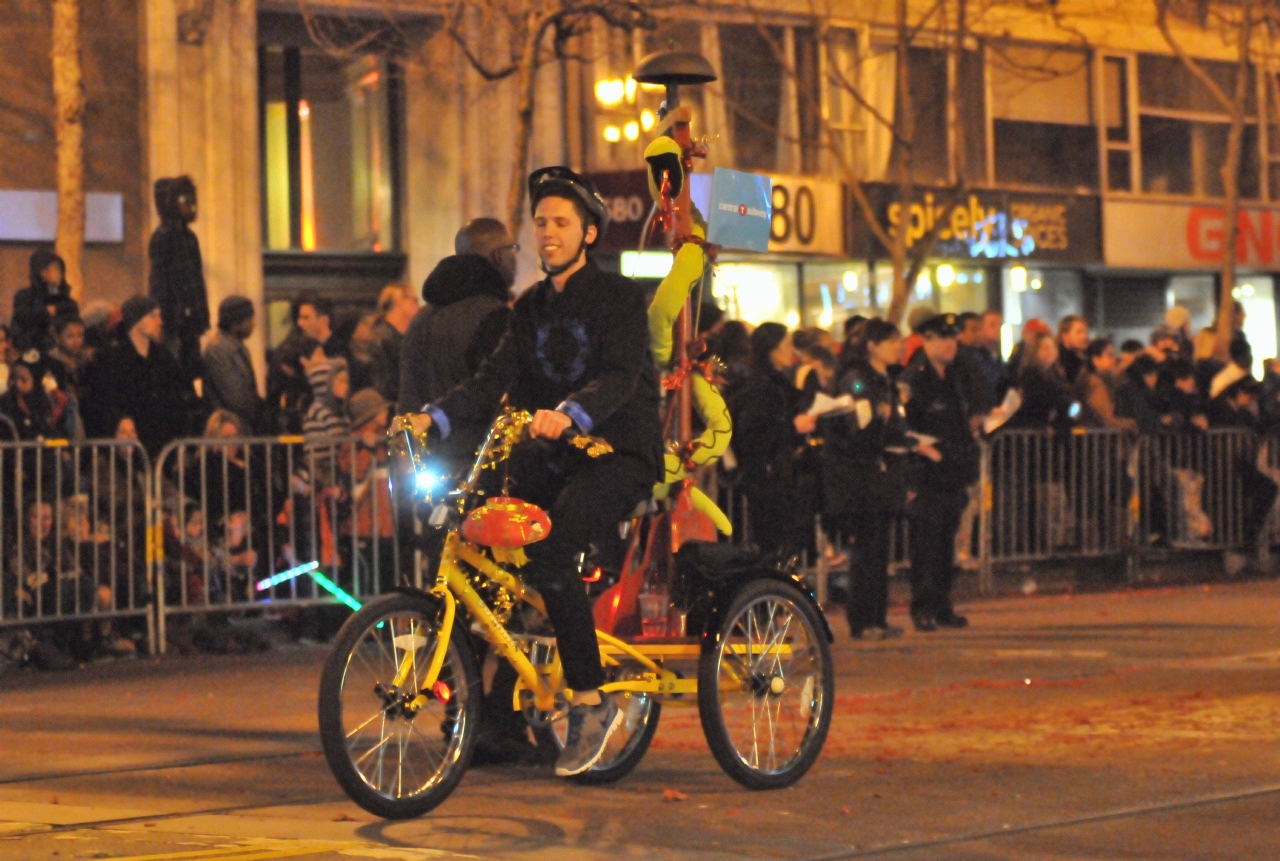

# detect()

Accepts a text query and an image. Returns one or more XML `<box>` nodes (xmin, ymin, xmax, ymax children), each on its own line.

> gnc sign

<box><xmin>1105</xmin><ymin>199</ymin><xmax>1280</xmax><ymax>269</ymax></box>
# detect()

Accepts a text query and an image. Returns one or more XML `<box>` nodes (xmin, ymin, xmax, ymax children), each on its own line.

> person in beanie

<box><xmin>11</xmin><ymin>248</ymin><xmax>79</xmax><ymax>352</ymax></box>
<box><xmin>82</xmin><ymin>295</ymin><xmax>192</xmax><ymax>454</ymax></box>
<box><xmin>149</xmin><ymin>176</ymin><xmax>210</xmax><ymax>381</ymax></box>
<box><xmin>202</xmin><ymin>296</ymin><xmax>264</xmax><ymax>433</ymax></box>
<box><xmin>407</xmin><ymin>167</ymin><xmax>662</xmax><ymax>778</ymax></box>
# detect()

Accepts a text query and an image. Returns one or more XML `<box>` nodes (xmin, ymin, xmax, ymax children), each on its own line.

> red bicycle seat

<box><xmin>461</xmin><ymin>497</ymin><xmax>552</xmax><ymax>547</ymax></box>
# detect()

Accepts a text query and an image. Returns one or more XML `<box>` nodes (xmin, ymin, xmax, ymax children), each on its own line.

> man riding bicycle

<box><xmin>409</xmin><ymin>167</ymin><xmax>664</xmax><ymax>776</ymax></box>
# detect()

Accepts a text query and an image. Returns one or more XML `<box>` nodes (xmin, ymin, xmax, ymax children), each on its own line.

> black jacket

<box><xmin>401</xmin><ymin>255</ymin><xmax>511</xmax><ymax>414</ymax></box>
<box><xmin>1008</xmin><ymin>364</ymin><xmax>1076</xmax><ymax>431</ymax></box>
<box><xmin>148</xmin><ymin>217</ymin><xmax>209</xmax><ymax>340</ymax></box>
<box><xmin>82</xmin><ymin>338</ymin><xmax>193</xmax><ymax>455</ymax></box>
<box><xmin>11</xmin><ymin>249</ymin><xmax>78</xmax><ymax>351</ymax></box>
<box><xmin>820</xmin><ymin>361</ymin><xmax>910</xmax><ymax>517</ymax></box>
<box><xmin>901</xmin><ymin>351</ymin><xmax>980</xmax><ymax>492</ymax></box>
<box><xmin>726</xmin><ymin>363</ymin><xmax>802</xmax><ymax>494</ymax></box>
<box><xmin>433</xmin><ymin>260</ymin><xmax>664</xmax><ymax>477</ymax></box>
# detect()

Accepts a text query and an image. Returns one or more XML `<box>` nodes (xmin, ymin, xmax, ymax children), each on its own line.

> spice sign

<box><xmin>851</xmin><ymin>184</ymin><xmax>1101</xmax><ymax>264</ymax></box>
<box><xmin>1105</xmin><ymin>199</ymin><xmax>1280</xmax><ymax>269</ymax></box>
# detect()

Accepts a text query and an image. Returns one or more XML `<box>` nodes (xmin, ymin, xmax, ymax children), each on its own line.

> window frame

<box><xmin>1117</xmin><ymin>50</ymin><xmax>1269</xmax><ymax>203</ymax></box>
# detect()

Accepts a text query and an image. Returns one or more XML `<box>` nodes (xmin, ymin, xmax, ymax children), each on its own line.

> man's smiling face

<box><xmin>533</xmin><ymin>195</ymin><xmax>596</xmax><ymax>273</ymax></box>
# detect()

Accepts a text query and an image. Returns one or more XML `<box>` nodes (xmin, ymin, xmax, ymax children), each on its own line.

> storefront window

<box><xmin>801</xmin><ymin>263</ymin><xmax>872</xmax><ymax>333</ymax></box>
<box><xmin>1001</xmin><ymin>266</ymin><xmax>1084</xmax><ymax>336</ymax></box>
<box><xmin>260</xmin><ymin>44</ymin><xmax>400</xmax><ymax>252</ymax></box>
<box><xmin>1233</xmin><ymin>276</ymin><xmax>1276</xmax><ymax>378</ymax></box>
<box><xmin>932</xmin><ymin>264</ymin><xmax>988</xmax><ymax>315</ymax></box>
<box><xmin>712</xmin><ymin>262</ymin><xmax>799</xmax><ymax>327</ymax></box>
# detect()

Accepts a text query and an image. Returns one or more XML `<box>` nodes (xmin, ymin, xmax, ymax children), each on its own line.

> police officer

<box><xmin>901</xmin><ymin>313</ymin><xmax>980</xmax><ymax>632</ymax></box>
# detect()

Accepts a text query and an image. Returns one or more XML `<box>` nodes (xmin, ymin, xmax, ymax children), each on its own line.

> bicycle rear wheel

<box><xmin>697</xmin><ymin>578</ymin><xmax>833</xmax><ymax>789</ymax></box>
<box><xmin>318</xmin><ymin>591</ymin><xmax>480</xmax><ymax>819</ymax></box>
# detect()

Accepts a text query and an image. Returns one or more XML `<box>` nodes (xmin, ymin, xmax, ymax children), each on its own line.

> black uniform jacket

<box><xmin>433</xmin><ymin>260</ymin><xmax>664</xmax><ymax>479</ymax></box>
<box><xmin>901</xmin><ymin>351</ymin><xmax>980</xmax><ymax>492</ymax></box>
<box><xmin>820</xmin><ymin>360</ymin><xmax>910</xmax><ymax>516</ymax></box>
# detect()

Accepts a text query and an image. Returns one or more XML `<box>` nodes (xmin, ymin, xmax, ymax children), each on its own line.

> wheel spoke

<box><xmin>336</xmin><ymin>609</ymin><xmax>469</xmax><ymax>801</ymax></box>
<box><xmin>712</xmin><ymin>591</ymin><xmax>825</xmax><ymax>778</ymax></box>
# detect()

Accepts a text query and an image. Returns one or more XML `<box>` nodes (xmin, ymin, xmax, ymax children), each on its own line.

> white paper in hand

<box><xmin>806</xmin><ymin>392</ymin><xmax>857</xmax><ymax>418</ymax></box>
<box><xmin>983</xmin><ymin>388</ymin><xmax>1022</xmax><ymax>434</ymax></box>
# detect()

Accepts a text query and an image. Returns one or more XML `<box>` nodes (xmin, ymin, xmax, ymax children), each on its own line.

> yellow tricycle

<box><xmin>317</xmin><ymin>409</ymin><xmax>833</xmax><ymax>819</ymax></box>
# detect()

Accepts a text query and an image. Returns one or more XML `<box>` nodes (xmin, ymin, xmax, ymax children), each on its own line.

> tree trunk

<box><xmin>1214</xmin><ymin>13</ymin><xmax>1252</xmax><ymax>364</ymax></box>
<box><xmin>506</xmin><ymin>12</ymin><xmax>544</xmax><ymax>238</ymax></box>
<box><xmin>52</xmin><ymin>0</ymin><xmax>85</xmax><ymax>301</ymax></box>
<box><xmin>885</xmin><ymin>0</ymin><xmax>913</xmax><ymax>326</ymax></box>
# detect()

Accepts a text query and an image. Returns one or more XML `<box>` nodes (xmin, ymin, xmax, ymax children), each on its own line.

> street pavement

<box><xmin>1</xmin><ymin>579</ymin><xmax>1279</xmax><ymax>860</ymax></box>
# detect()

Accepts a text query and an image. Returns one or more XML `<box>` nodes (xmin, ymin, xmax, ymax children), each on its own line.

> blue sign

<box><xmin>705</xmin><ymin>168</ymin><xmax>772</xmax><ymax>252</ymax></box>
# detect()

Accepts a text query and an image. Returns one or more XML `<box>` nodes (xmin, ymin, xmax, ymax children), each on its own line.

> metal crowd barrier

<box><xmin>720</xmin><ymin>427</ymin><xmax>1278</xmax><ymax>602</ymax></box>
<box><xmin>151</xmin><ymin>433</ymin><xmax>416</xmax><ymax>653</ymax></box>
<box><xmin>0</xmin><ymin>438</ymin><xmax>153</xmax><ymax>645</ymax></box>
<box><xmin>2</xmin><ymin>426</ymin><xmax>1274</xmax><ymax>655</ymax></box>
<box><xmin>987</xmin><ymin>428</ymin><xmax>1133</xmax><ymax>564</ymax></box>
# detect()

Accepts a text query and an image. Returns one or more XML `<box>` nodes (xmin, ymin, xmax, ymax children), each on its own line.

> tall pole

<box><xmin>52</xmin><ymin>0</ymin><xmax>85</xmax><ymax>300</ymax></box>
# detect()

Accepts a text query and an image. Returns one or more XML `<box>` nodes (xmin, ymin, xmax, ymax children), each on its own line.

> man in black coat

<box><xmin>410</xmin><ymin>167</ymin><xmax>662</xmax><ymax>779</ymax></box>
<box><xmin>400</xmin><ymin>218</ymin><xmax>515</xmax><ymax>455</ymax></box>
<box><xmin>82</xmin><ymin>296</ymin><xmax>193</xmax><ymax>456</ymax></box>
<box><xmin>148</xmin><ymin>176</ymin><xmax>210</xmax><ymax>381</ymax></box>
<box><xmin>11</xmin><ymin>248</ymin><xmax>79</xmax><ymax>352</ymax></box>
<box><xmin>901</xmin><ymin>314</ymin><xmax>980</xmax><ymax>632</ymax></box>
<box><xmin>203</xmin><ymin>296</ymin><xmax>264</xmax><ymax>432</ymax></box>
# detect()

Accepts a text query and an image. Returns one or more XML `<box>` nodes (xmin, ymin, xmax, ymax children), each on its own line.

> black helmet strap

<box><xmin>539</xmin><ymin>234</ymin><xmax>589</xmax><ymax>277</ymax></box>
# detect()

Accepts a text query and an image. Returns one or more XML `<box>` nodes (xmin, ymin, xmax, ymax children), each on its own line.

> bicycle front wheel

<box><xmin>318</xmin><ymin>591</ymin><xmax>480</xmax><ymax>819</ymax></box>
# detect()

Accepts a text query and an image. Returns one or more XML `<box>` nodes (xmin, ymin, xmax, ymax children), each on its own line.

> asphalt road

<box><xmin>1</xmin><ymin>579</ymin><xmax>1278</xmax><ymax>860</ymax></box>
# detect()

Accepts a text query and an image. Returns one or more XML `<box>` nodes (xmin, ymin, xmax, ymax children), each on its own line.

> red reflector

<box><xmin>583</xmin><ymin>566</ymin><xmax>603</xmax><ymax>583</ymax></box>
<box><xmin>432</xmin><ymin>681</ymin><xmax>452</xmax><ymax>702</ymax></box>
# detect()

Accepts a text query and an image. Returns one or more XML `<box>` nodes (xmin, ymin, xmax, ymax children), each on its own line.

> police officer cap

<box><xmin>915</xmin><ymin>313</ymin><xmax>960</xmax><ymax>337</ymax></box>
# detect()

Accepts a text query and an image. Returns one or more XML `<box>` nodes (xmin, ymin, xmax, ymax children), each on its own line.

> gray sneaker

<box><xmin>554</xmin><ymin>698</ymin><xmax>623</xmax><ymax>777</ymax></box>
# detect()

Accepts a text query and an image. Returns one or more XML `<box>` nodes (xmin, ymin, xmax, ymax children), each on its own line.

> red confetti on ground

<box><xmin>663</xmin><ymin>788</ymin><xmax>689</xmax><ymax>802</ymax></box>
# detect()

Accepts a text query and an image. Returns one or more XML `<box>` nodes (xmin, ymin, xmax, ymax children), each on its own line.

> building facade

<box><xmin>1</xmin><ymin>1</ymin><xmax>1276</xmax><ymax>370</ymax></box>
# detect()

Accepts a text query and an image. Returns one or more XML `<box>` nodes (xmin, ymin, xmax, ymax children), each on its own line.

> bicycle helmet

<box><xmin>527</xmin><ymin>166</ymin><xmax>609</xmax><ymax>249</ymax></box>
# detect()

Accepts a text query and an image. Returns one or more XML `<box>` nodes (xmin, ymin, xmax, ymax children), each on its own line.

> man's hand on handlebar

<box><xmin>530</xmin><ymin>409</ymin><xmax>572</xmax><ymax>440</ymax></box>
<box><xmin>407</xmin><ymin>413</ymin><xmax>433</xmax><ymax>437</ymax></box>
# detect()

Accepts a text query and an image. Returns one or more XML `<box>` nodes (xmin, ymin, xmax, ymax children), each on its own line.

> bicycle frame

<box><xmin>386</xmin><ymin>409</ymin><xmax>787</xmax><ymax>717</ymax></box>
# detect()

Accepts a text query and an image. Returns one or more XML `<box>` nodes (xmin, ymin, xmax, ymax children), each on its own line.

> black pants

<box><xmin>908</xmin><ymin>486</ymin><xmax>967</xmax><ymax>620</ymax></box>
<box><xmin>840</xmin><ymin>511</ymin><xmax>893</xmax><ymax>633</ymax></box>
<box><xmin>1241</xmin><ymin>461</ymin><xmax>1279</xmax><ymax>550</ymax></box>
<box><xmin>168</xmin><ymin>334</ymin><xmax>203</xmax><ymax>384</ymax></box>
<box><xmin>499</xmin><ymin>440</ymin><xmax>653</xmax><ymax>691</ymax></box>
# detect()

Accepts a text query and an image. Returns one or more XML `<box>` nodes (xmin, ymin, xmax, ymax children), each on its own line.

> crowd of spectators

<box><xmin>0</xmin><ymin>248</ymin><xmax>419</xmax><ymax>667</ymax></box>
<box><xmin>710</xmin><ymin>298</ymin><xmax>1280</xmax><ymax>635</ymax></box>
<box><xmin>6</xmin><ymin>238</ymin><xmax>1280</xmax><ymax>660</ymax></box>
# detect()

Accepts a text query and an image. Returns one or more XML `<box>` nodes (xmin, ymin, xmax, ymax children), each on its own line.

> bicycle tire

<box><xmin>697</xmin><ymin>578</ymin><xmax>833</xmax><ymax>790</ymax></box>
<box><xmin>318</xmin><ymin>591</ymin><xmax>481</xmax><ymax>819</ymax></box>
